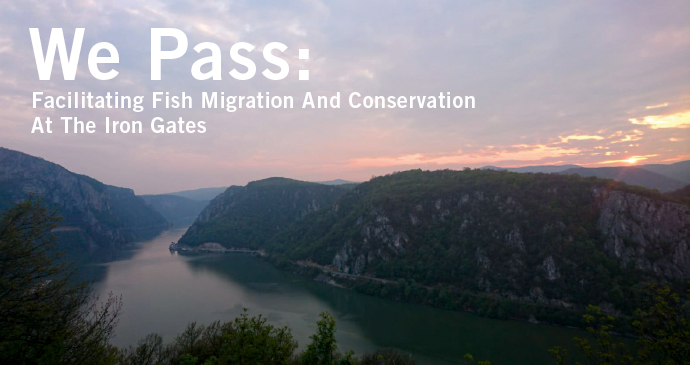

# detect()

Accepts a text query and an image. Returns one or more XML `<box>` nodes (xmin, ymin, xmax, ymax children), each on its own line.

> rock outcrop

<box><xmin>595</xmin><ymin>188</ymin><xmax>690</xmax><ymax>279</ymax></box>
<box><xmin>274</xmin><ymin>169</ymin><xmax>690</xmax><ymax>313</ymax></box>
<box><xmin>0</xmin><ymin>147</ymin><xmax>169</xmax><ymax>249</ymax></box>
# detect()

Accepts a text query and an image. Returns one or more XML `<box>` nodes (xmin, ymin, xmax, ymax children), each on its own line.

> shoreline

<box><xmin>169</xmin><ymin>242</ymin><xmax>599</xmax><ymax>333</ymax></box>
<box><xmin>169</xmin><ymin>241</ymin><xmax>266</xmax><ymax>256</ymax></box>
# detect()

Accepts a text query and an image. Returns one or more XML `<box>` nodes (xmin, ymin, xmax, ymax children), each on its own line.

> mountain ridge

<box><xmin>0</xmin><ymin>147</ymin><xmax>169</xmax><ymax>249</ymax></box>
<box><xmin>559</xmin><ymin>166</ymin><xmax>685</xmax><ymax>192</ymax></box>
<box><xmin>479</xmin><ymin>160</ymin><xmax>689</xmax><ymax>192</ymax></box>
<box><xmin>179</xmin><ymin>169</ymin><xmax>689</xmax><ymax>324</ymax></box>
<box><xmin>177</xmin><ymin>178</ymin><xmax>351</xmax><ymax>248</ymax></box>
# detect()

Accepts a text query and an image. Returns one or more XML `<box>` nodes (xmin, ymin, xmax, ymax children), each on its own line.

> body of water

<box><xmin>87</xmin><ymin>227</ymin><xmax>586</xmax><ymax>364</ymax></box>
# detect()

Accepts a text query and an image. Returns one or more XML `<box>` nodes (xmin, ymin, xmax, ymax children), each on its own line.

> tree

<box><xmin>118</xmin><ymin>333</ymin><xmax>165</xmax><ymax>365</ymax></box>
<box><xmin>0</xmin><ymin>197</ymin><xmax>122</xmax><ymax>364</ymax></box>
<box><xmin>550</xmin><ymin>283</ymin><xmax>690</xmax><ymax>365</ymax></box>
<box><xmin>218</xmin><ymin>309</ymin><xmax>297</xmax><ymax>364</ymax></box>
<box><xmin>633</xmin><ymin>283</ymin><xmax>690</xmax><ymax>364</ymax></box>
<box><xmin>301</xmin><ymin>312</ymin><xmax>356</xmax><ymax>365</ymax></box>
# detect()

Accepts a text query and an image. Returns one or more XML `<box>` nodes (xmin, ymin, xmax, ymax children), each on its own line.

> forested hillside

<box><xmin>178</xmin><ymin>178</ymin><xmax>351</xmax><ymax>248</ymax></box>
<box><xmin>176</xmin><ymin>169</ymin><xmax>689</xmax><ymax>324</ymax></box>
<box><xmin>270</xmin><ymin>169</ymin><xmax>689</xmax><ymax>321</ymax></box>
<box><xmin>0</xmin><ymin>147</ymin><xmax>169</xmax><ymax>249</ymax></box>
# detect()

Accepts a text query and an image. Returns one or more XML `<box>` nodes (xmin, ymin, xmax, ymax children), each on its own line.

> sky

<box><xmin>0</xmin><ymin>0</ymin><xmax>689</xmax><ymax>194</ymax></box>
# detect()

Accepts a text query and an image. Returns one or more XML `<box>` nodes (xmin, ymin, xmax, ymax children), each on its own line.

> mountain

<box><xmin>482</xmin><ymin>164</ymin><xmax>581</xmax><ymax>173</ymax></box>
<box><xmin>182</xmin><ymin>169</ymin><xmax>689</xmax><ymax>323</ymax></box>
<box><xmin>0</xmin><ymin>147</ymin><xmax>169</xmax><ymax>249</ymax></box>
<box><xmin>667</xmin><ymin>184</ymin><xmax>690</xmax><ymax>205</ymax></box>
<box><xmin>140</xmin><ymin>194</ymin><xmax>209</xmax><ymax>226</ymax></box>
<box><xmin>559</xmin><ymin>166</ymin><xmax>685</xmax><ymax>192</ymax></box>
<box><xmin>165</xmin><ymin>187</ymin><xmax>228</xmax><ymax>201</ymax></box>
<box><xmin>639</xmin><ymin>160</ymin><xmax>690</xmax><ymax>184</ymax></box>
<box><xmin>177</xmin><ymin>178</ymin><xmax>351</xmax><ymax>249</ymax></box>
<box><xmin>315</xmin><ymin>179</ymin><xmax>360</xmax><ymax>186</ymax></box>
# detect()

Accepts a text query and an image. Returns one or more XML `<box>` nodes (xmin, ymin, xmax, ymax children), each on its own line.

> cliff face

<box><xmin>595</xmin><ymin>188</ymin><xmax>689</xmax><ymax>279</ymax></box>
<box><xmin>323</xmin><ymin>187</ymin><xmax>690</xmax><ymax>282</ymax></box>
<box><xmin>178</xmin><ymin>178</ymin><xmax>350</xmax><ymax>249</ymax></box>
<box><xmin>273</xmin><ymin>170</ymin><xmax>689</xmax><ymax>313</ymax></box>
<box><xmin>0</xmin><ymin>147</ymin><xmax>169</xmax><ymax>249</ymax></box>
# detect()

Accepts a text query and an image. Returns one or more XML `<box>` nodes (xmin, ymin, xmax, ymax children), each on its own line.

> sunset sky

<box><xmin>1</xmin><ymin>0</ymin><xmax>688</xmax><ymax>194</ymax></box>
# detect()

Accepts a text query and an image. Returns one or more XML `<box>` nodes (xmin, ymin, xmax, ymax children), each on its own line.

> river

<box><xmin>84</xmin><ymin>227</ymin><xmax>586</xmax><ymax>364</ymax></box>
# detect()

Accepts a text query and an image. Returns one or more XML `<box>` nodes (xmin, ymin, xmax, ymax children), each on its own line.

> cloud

<box><xmin>0</xmin><ymin>0</ymin><xmax>689</xmax><ymax>193</ymax></box>
<box><xmin>645</xmin><ymin>102</ymin><xmax>668</xmax><ymax>109</ymax></box>
<box><xmin>558</xmin><ymin>134</ymin><xmax>604</xmax><ymax>143</ymax></box>
<box><xmin>629</xmin><ymin>110</ymin><xmax>690</xmax><ymax>129</ymax></box>
<box><xmin>349</xmin><ymin>144</ymin><xmax>581</xmax><ymax>168</ymax></box>
<box><xmin>609</xmin><ymin>129</ymin><xmax>645</xmax><ymax>143</ymax></box>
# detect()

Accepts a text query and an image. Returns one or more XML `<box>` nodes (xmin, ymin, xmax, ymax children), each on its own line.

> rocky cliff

<box><xmin>273</xmin><ymin>169</ymin><xmax>689</xmax><ymax>315</ymax></box>
<box><xmin>0</xmin><ymin>147</ymin><xmax>169</xmax><ymax>249</ymax></box>
<box><xmin>595</xmin><ymin>188</ymin><xmax>689</xmax><ymax>279</ymax></box>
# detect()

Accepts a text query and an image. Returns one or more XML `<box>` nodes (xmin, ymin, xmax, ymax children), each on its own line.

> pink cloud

<box><xmin>349</xmin><ymin>144</ymin><xmax>582</xmax><ymax>168</ymax></box>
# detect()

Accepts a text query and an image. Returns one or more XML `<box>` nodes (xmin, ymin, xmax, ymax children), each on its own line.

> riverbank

<box><xmin>166</xmin><ymin>243</ymin><xmax>607</xmax><ymax>331</ymax></box>
<box><xmin>169</xmin><ymin>241</ymin><xmax>266</xmax><ymax>256</ymax></box>
<box><xmin>271</xmin><ymin>256</ymin><xmax>587</xmax><ymax>325</ymax></box>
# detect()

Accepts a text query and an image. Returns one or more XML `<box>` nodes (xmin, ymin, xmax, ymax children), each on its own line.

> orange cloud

<box><xmin>349</xmin><ymin>144</ymin><xmax>581</xmax><ymax>168</ymax></box>
<box><xmin>629</xmin><ymin>110</ymin><xmax>690</xmax><ymax>129</ymax></box>
<box><xmin>645</xmin><ymin>102</ymin><xmax>669</xmax><ymax>109</ymax></box>
<box><xmin>610</xmin><ymin>129</ymin><xmax>644</xmax><ymax>143</ymax></box>
<box><xmin>558</xmin><ymin>134</ymin><xmax>604</xmax><ymax>143</ymax></box>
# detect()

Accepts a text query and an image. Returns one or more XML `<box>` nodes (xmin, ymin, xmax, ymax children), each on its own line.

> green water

<box><xmin>87</xmin><ymin>228</ymin><xmax>586</xmax><ymax>364</ymax></box>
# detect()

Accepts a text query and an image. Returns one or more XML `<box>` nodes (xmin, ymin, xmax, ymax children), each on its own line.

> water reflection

<box><xmin>86</xmin><ymin>228</ymin><xmax>584</xmax><ymax>365</ymax></box>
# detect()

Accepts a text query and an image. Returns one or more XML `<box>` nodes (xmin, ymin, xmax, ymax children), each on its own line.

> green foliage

<box><xmin>271</xmin><ymin>169</ymin><xmax>686</xmax><ymax>325</ymax></box>
<box><xmin>666</xmin><ymin>184</ymin><xmax>690</xmax><ymax>205</ymax></box>
<box><xmin>120</xmin><ymin>310</ymin><xmax>424</xmax><ymax>365</ymax></box>
<box><xmin>218</xmin><ymin>309</ymin><xmax>297</xmax><ymax>364</ymax></box>
<box><xmin>119</xmin><ymin>333</ymin><xmax>166</xmax><ymax>365</ymax></box>
<box><xmin>175</xmin><ymin>170</ymin><xmax>688</xmax><ymax>327</ymax></box>
<box><xmin>358</xmin><ymin>349</ymin><xmax>416</xmax><ymax>364</ymax></box>
<box><xmin>551</xmin><ymin>284</ymin><xmax>690</xmax><ymax>365</ymax></box>
<box><xmin>119</xmin><ymin>310</ymin><xmax>297</xmax><ymax>365</ymax></box>
<box><xmin>461</xmin><ymin>353</ymin><xmax>491</xmax><ymax>365</ymax></box>
<box><xmin>301</xmin><ymin>312</ymin><xmax>356</xmax><ymax>365</ymax></box>
<box><xmin>0</xmin><ymin>196</ymin><xmax>122</xmax><ymax>364</ymax></box>
<box><xmin>571</xmin><ymin>305</ymin><xmax>635</xmax><ymax>364</ymax></box>
<box><xmin>0</xmin><ymin>148</ymin><xmax>168</xmax><ymax>248</ymax></box>
<box><xmin>179</xmin><ymin>179</ymin><xmax>349</xmax><ymax>249</ymax></box>
<box><xmin>633</xmin><ymin>283</ymin><xmax>690</xmax><ymax>364</ymax></box>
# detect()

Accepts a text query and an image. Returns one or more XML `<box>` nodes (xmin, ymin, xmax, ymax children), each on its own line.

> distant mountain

<box><xmin>482</xmin><ymin>164</ymin><xmax>581</xmax><ymax>173</ymax></box>
<box><xmin>559</xmin><ymin>166</ymin><xmax>685</xmax><ymax>192</ymax></box>
<box><xmin>315</xmin><ymin>179</ymin><xmax>360</xmax><ymax>186</ymax></box>
<box><xmin>165</xmin><ymin>187</ymin><xmax>228</xmax><ymax>201</ymax></box>
<box><xmin>140</xmin><ymin>194</ymin><xmax>209</xmax><ymax>226</ymax></box>
<box><xmin>481</xmin><ymin>161</ymin><xmax>690</xmax><ymax>192</ymax></box>
<box><xmin>639</xmin><ymin>160</ymin><xmax>690</xmax><ymax>184</ymax></box>
<box><xmin>0</xmin><ymin>147</ymin><xmax>169</xmax><ymax>250</ymax></box>
<box><xmin>178</xmin><ymin>178</ymin><xmax>351</xmax><ymax>249</ymax></box>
